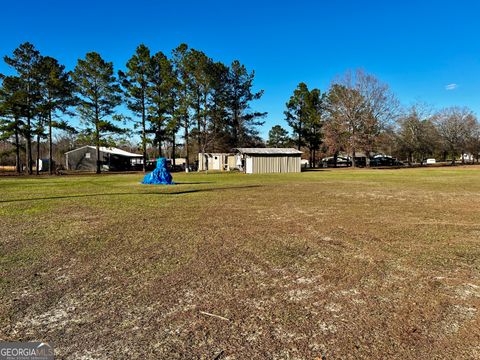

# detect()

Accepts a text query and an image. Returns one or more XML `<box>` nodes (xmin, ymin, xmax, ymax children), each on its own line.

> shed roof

<box><xmin>236</xmin><ymin>148</ymin><xmax>303</xmax><ymax>155</ymax></box>
<box><xmin>65</xmin><ymin>146</ymin><xmax>143</xmax><ymax>157</ymax></box>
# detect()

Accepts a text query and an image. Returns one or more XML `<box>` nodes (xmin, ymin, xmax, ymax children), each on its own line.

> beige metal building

<box><xmin>198</xmin><ymin>153</ymin><xmax>236</xmax><ymax>171</ymax></box>
<box><xmin>235</xmin><ymin>148</ymin><xmax>302</xmax><ymax>174</ymax></box>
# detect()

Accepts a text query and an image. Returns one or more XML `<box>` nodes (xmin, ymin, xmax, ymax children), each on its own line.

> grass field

<box><xmin>1</xmin><ymin>167</ymin><xmax>479</xmax><ymax>359</ymax></box>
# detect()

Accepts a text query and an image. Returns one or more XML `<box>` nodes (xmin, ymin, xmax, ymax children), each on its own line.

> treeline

<box><xmin>271</xmin><ymin>69</ymin><xmax>480</xmax><ymax>167</ymax></box>
<box><xmin>0</xmin><ymin>42</ymin><xmax>266</xmax><ymax>174</ymax></box>
<box><xmin>2</xmin><ymin>43</ymin><xmax>479</xmax><ymax>174</ymax></box>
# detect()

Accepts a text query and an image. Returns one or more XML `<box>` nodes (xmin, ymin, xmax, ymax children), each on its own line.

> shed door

<box><xmin>213</xmin><ymin>156</ymin><xmax>220</xmax><ymax>170</ymax></box>
<box><xmin>246</xmin><ymin>157</ymin><xmax>253</xmax><ymax>174</ymax></box>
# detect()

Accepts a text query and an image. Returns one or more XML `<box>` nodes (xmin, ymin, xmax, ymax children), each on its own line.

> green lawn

<box><xmin>1</xmin><ymin>167</ymin><xmax>479</xmax><ymax>359</ymax></box>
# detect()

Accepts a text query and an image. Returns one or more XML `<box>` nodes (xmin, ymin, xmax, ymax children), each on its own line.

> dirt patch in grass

<box><xmin>1</xmin><ymin>167</ymin><xmax>479</xmax><ymax>359</ymax></box>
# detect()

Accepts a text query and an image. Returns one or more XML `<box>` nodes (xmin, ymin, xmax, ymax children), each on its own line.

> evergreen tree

<box><xmin>206</xmin><ymin>61</ymin><xmax>230</xmax><ymax>152</ymax></box>
<box><xmin>225</xmin><ymin>60</ymin><xmax>266</xmax><ymax>147</ymax></box>
<box><xmin>267</xmin><ymin>125</ymin><xmax>291</xmax><ymax>147</ymax></box>
<box><xmin>185</xmin><ymin>49</ymin><xmax>212</xmax><ymax>153</ymax></box>
<box><xmin>172</xmin><ymin>44</ymin><xmax>192</xmax><ymax>169</ymax></box>
<box><xmin>285</xmin><ymin>83</ymin><xmax>309</xmax><ymax>150</ymax></box>
<box><xmin>0</xmin><ymin>75</ymin><xmax>25</xmax><ymax>173</ymax></box>
<box><xmin>119</xmin><ymin>44</ymin><xmax>151</xmax><ymax>172</ymax></box>
<box><xmin>37</xmin><ymin>56</ymin><xmax>76</xmax><ymax>174</ymax></box>
<box><xmin>4</xmin><ymin>42</ymin><xmax>42</xmax><ymax>174</ymax></box>
<box><xmin>303</xmin><ymin>88</ymin><xmax>324</xmax><ymax>166</ymax></box>
<box><xmin>285</xmin><ymin>83</ymin><xmax>324</xmax><ymax>166</ymax></box>
<box><xmin>71</xmin><ymin>52</ymin><xmax>123</xmax><ymax>174</ymax></box>
<box><xmin>147</xmin><ymin>51</ymin><xmax>176</xmax><ymax>158</ymax></box>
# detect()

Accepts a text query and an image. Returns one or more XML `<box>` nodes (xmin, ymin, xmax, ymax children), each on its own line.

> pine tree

<box><xmin>4</xmin><ymin>42</ymin><xmax>42</xmax><ymax>174</ymax></box>
<box><xmin>37</xmin><ymin>56</ymin><xmax>76</xmax><ymax>174</ymax></box>
<box><xmin>71</xmin><ymin>52</ymin><xmax>123</xmax><ymax>174</ymax></box>
<box><xmin>119</xmin><ymin>44</ymin><xmax>151</xmax><ymax>172</ymax></box>
<box><xmin>172</xmin><ymin>44</ymin><xmax>192</xmax><ymax>169</ymax></box>
<box><xmin>185</xmin><ymin>49</ymin><xmax>212</xmax><ymax>153</ymax></box>
<box><xmin>147</xmin><ymin>51</ymin><xmax>176</xmax><ymax>158</ymax></box>
<box><xmin>225</xmin><ymin>60</ymin><xmax>266</xmax><ymax>147</ymax></box>
<box><xmin>285</xmin><ymin>83</ymin><xmax>324</xmax><ymax>166</ymax></box>
<box><xmin>267</xmin><ymin>125</ymin><xmax>291</xmax><ymax>147</ymax></box>
<box><xmin>0</xmin><ymin>75</ymin><xmax>25</xmax><ymax>173</ymax></box>
<box><xmin>205</xmin><ymin>61</ymin><xmax>229</xmax><ymax>152</ymax></box>
<box><xmin>285</xmin><ymin>82</ymin><xmax>310</xmax><ymax>150</ymax></box>
<box><xmin>303</xmin><ymin>88</ymin><xmax>324</xmax><ymax>167</ymax></box>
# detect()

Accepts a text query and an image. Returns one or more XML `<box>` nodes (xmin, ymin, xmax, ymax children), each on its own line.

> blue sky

<box><xmin>1</xmin><ymin>0</ymin><xmax>479</xmax><ymax>139</ymax></box>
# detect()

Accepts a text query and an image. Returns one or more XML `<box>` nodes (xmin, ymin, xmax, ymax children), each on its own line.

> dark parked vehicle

<box><xmin>370</xmin><ymin>156</ymin><xmax>403</xmax><ymax>167</ymax></box>
<box><xmin>322</xmin><ymin>156</ymin><xmax>352</xmax><ymax>167</ymax></box>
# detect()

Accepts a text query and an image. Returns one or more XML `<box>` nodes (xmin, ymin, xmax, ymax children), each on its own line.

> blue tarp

<box><xmin>142</xmin><ymin>157</ymin><xmax>175</xmax><ymax>185</ymax></box>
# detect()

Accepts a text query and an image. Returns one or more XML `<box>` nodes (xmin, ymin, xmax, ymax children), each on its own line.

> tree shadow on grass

<box><xmin>174</xmin><ymin>181</ymin><xmax>214</xmax><ymax>185</ymax></box>
<box><xmin>301</xmin><ymin>168</ymin><xmax>331</xmax><ymax>172</ymax></box>
<box><xmin>0</xmin><ymin>185</ymin><xmax>263</xmax><ymax>204</ymax></box>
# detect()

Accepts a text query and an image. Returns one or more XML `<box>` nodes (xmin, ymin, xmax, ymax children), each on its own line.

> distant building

<box><xmin>65</xmin><ymin>146</ymin><xmax>143</xmax><ymax>171</ymax></box>
<box><xmin>235</xmin><ymin>148</ymin><xmax>302</xmax><ymax>174</ymax></box>
<box><xmin>301</xmin><ymin>159</ymin><xmax>309</xmax><ymax>168</ymax></box>
<box><xmin>198</xmin><ymin>153</ymin><xmax>236</xmax><ymax>171</ymax></box>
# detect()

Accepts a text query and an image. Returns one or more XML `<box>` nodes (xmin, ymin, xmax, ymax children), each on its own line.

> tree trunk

<box><xmin>351</xmin><ymin>148</ymin><xmax>356</xmax><ymax>168</ymax></box>
<box><xmin>232</xmin><ymin>108</ymin><xmax>239</xmax><ymax>147</ymax></box>
<box><xmin>48</xmin><ymin>111</ymin><xmax>53</xmax><ymax>175</ymax></box>
<box><xmin>25</xmin><ymin>83</ymin><xmax>33</xmax><ymax>175</ymax></box>
<box><xmin>196</xmin><ymin>95</ymin><xmax>201</xmax><ymax>152</ymax></box>
<box><xmin>36</xmin><ymin>133</ymin><xmax>40</xmax><ymax>175</ymax></box>
<box><xmin>94</xmin><ymin>102</ymin><xmax>101</xmax><ymax>174</ymax></box>
<box><xmin>297</xmin><ymin>123</ymin><xmax>302</xmax><ymax>151</ymax></box>
<box><xmin>333</xmin><ymin>151</ymin><xmax>338</xmax><ymax>168</ymax></box>
<box><xmin>171</xmin><ymin>131</ymin><xmax>176</xmax><ymax>166</ymax></box>
<box><xmin>14</xmin><ymin>123</ymin><xmax>21</xmax><ymax>173</ymax></box>
<box><xmin>141</xmin><ymin>99</ymin><xmax>147</xmax><ymax>173</ymax></box>
<box><xmin>184</xmin><ymin>113</ymin><xmax>189</xmax><ymax>172</ymax></box>
<box><xmin>96</xmin><ymin>140</ymin><xmax>101</xmax><ymax>174</ymax></box>
<box><xmin>26</xmin><ymin>118</ymin><xmax>32</xmax><ymax>175</ymax></box>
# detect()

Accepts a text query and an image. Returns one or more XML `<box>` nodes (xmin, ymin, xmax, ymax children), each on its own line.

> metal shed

<box><xmin>65</xmin><ymin>146</ymin><xmax>143</xmax><ymax>171</ymax></box>
<box><xmin>198</xmin><ymin>153</ymin><xmax>236</xmax><ymax>171</ymax></box>
<box><xmin>235</xmin><ymin>148</ymin><xmax>303</xmax><ymax>174</ymax></box>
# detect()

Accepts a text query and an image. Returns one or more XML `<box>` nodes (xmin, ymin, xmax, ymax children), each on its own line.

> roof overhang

<box><xmin>235</xmin><ymin>148</ymin><xmax>303</xmax><ymax>155</ymax></box>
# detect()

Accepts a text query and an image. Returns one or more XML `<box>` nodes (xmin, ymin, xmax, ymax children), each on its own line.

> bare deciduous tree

<box><xmin>327</xmin><ymin>69</ymin><xmax>398</xmax><ymax>167</ymax></box>
<box><xmin>396</xmin><ymin>103</ymin><xmax>439</xmax><ymax>165</ymax></box>
<box><xmin>434</xmin><ymin>107</ymin><xmax>476</xmax><ymax>165</ymax></box>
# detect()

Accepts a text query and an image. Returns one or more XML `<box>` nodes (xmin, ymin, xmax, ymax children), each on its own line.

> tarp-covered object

<box><xmin>142</xmin><ymin>158</ymin><xmax>174</xmax><ymax>185</ymax></box>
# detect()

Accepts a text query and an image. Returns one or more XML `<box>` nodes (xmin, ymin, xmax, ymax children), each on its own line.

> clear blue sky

<box><xmin>1</xmin><ymin>0</ymin><xmax>479</xmax><ymax>139</ymax></box>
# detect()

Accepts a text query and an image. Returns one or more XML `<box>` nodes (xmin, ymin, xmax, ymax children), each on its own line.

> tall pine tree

<box><xmin>119</xmin><ymin>44</ymin><xmax>151</xmax><ymax>172</ymax></box>
<box><xmin>71</xmin><ymin>52</ymin><xmax>123</xmax><ymax>174</ymax></box>
<box><xmin>225</xmin><ymin>60</ymin><xmax>266</xmax><ymax>147</ymax></box>
<box><xmin>147</xmin><ymin>51</ymin><xmax>176</xmax><ymax>158</ymax></box>
<box><xmin>0</xmin><ymin>75</ymin><xmax>25</xmax><ymax>173</ymax></box>
<box><xmin>4</xmin><ymin>42</ymin><xmax>42</xmax><ymax>174</ymax></box>
<box><xmin>172</xmin><ymin>44</ymin><xmax>192</xmax><ymax>169</ymax></box>
<box><xmin>37</xmin><ymin>56</ymin><xmax>76</xmax><ymax>174</ymax></box>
